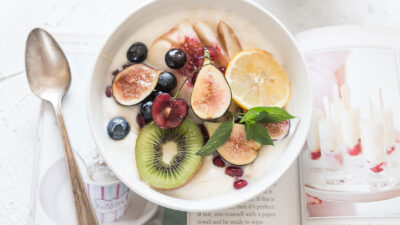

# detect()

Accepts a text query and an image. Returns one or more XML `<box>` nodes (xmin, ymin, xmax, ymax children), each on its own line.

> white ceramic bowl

<box><xmin>88</xmin><ymin>0</ymin><xmax>312</xmax><ymax>211</ymax></box>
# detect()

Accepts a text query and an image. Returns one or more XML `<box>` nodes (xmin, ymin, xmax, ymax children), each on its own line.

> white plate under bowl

<box><xmin>39</xmin><ymin>159</ymin><xmax>158</xmax><ymax>225</ymax></box>
<box><xmin>87</xmin><ymin>0</ymin><xmax>312</xmax><ymax>211</ymax></box>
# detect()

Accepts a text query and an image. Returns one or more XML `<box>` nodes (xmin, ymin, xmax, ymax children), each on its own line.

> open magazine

<box><xmin>188</xmin><ymin>25</ymin><xmax>400</xmax><ymax>225</ymax></box>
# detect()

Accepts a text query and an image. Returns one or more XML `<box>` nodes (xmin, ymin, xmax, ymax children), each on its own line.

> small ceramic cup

<box><xmin>85</xmin><ymin>178</ymin><xmax>130</xmax><ymax>223</ymax></box>
<box><xmin>75</xmin><ymin>153</ymin><xmax>130</xmax><ymax>223</ymax></box>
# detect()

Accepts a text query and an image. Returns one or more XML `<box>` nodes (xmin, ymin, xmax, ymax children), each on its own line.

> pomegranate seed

<box><xmin>213</xmin><ymin>156</ymin><xmax>225</xmax><ymax>167</ymax></box>
<box><xmin>234</xmin><ymin>179</ymin><xmax>248</xmax><ymax>189</ymax></box>
<box><xmin>310</xmin><ymin>150</ymin><xmax>321</xmax><ymax>160</ymax></box>
<box><xmin>112</xmin><ymin>69</ymin><xmax>120</xmax><ymax>76</ymax></box>
<box><xmin>219</xmin><ymin>67</ymin><xmax>226</xmax><ymax>74</ymax></box>
<box><xmin>225</xmin><ymin>166</ymin><xmax>243</xmax><ymax>177</ymax></box>
<box><xmin>105</xmin><ymin>86</ymin><xmax>112</xmax><ymax>97</ymax></box>
<box><xmin>370</xmin><ymin>162</ymin><xmax>385</xmax><ymax>173</ymax></box>
<box><xmin>136</xmin><ymin>114</ymin><xmax>146</xmax><ymax>128</ymax></box>
<box><xmin>199</xmin><ymin>124</ymin><xmax>209</xmax><ymax>143</ymax></box>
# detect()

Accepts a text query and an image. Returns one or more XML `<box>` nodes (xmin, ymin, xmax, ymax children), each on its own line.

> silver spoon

<box><xmin>25</xmin><ymin>28</ymin><xmax>99</xmax><ymax>225</ymax></box>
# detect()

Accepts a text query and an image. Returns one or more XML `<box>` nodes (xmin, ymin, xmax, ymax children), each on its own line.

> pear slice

<box><xmin>190</xmin><ymin>50</ymin><xmax>232</xmax><ymax>120</ymax></box>
<box><xmin>217</xmin><ymin>21</ymin><xmax>242</xmax><ymax>58</ymax></box>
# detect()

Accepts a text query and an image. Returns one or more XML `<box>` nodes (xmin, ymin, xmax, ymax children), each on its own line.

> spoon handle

<box><xmin>52</xmin><ymin>101</ymin><xmax>99</xmax><ymax>225</ymax></box>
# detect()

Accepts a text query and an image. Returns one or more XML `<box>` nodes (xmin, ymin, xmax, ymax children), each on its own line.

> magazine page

<box><xmin>187</xmin><ymin>163</ymin><xmax>301</xmax><ymax>225</ymax></box>
<box><xmin>296</xmin><ymin>26</ymin><xmax>400</xmax><ymax>225</ymax></box>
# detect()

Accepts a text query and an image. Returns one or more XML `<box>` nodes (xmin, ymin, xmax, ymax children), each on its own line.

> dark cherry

<box><xmin>225</xmin><ymin>166</ymin><xmax>243</xmax><ymax>177</ymax></box>
<box><xmin>136</xmin><ymin>114</ymin><xmax>146</xmax><ymax>128</ymax></box>
<box><xmin>127</xmin><ymin>42</ymin><xmax>148</xmax><ymax>63</ymax></box>
<box><xmin>105</xmin><ymin>86</ymin><xmax>112</xmax><ymax>97</ymax></box>
<box><xmin>165</xmin><ymin>48</ymin><xmax>186</xmax><ymax>69</ymax></box>
<box><xmin>152</xmin><ymin>93</ymin><xmax>188</xmax><ymax>129</ymax></box>
<box><xmin>213</xmin><ymin>156</ymin><xmax>225</xmax><ymax>168</ymax></box>
<box><xmin>234</xmin><ymin>179</ymin><xmax>248</xmax><ymax>189</ymax></box>
<box><xmin>156</xmin><ymin>71</ymin><xmax>177</xmax><ymax>92</ymax></box>
<box><xmin>219</xmin><ymin>67</ymin><xmax>226</xmax><ymax>74</ymax></box>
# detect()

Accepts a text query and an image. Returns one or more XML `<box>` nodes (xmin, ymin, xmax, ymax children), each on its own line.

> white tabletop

<box><xmin>1</xmin><ymin>0</ymin><xmax>400</xmax><ymax>224</ymax></box>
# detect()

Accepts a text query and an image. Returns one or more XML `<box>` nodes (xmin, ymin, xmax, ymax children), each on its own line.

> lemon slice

<box><xmin>225</xmin><ymin>49</ymin><xmax>291</xmax><ymax>110</ymax></box>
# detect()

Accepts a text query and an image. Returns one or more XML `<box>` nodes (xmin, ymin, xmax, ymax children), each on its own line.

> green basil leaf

<box><xmin>240</xmin><ymin>110</ymin><xmax>257</xmax><ymax>123</ymax></box>
<box><xmin>245</xmin><ymin>122</ymin><xmax>273</xmax><ymax>145</ymax></box>
<box><xmin>245</xmin><ymin>107</ymin><xmax>294</xmax><ymax>123</ymax></box>
<box><xmin>196</xmin><ymin>121</ymin><xmax>233</xmax><ymax>156</ymax></box>
<box><xmin>245</xmin><ymin>122</ymin><xmax>253</xmax><ymax>141</ymax></box>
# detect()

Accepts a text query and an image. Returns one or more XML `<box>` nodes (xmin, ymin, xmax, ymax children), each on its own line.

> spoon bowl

<box><xmin>25</xmin><ymin>28</ymin><xmax>71</xmax><ymax>103</ymax></box>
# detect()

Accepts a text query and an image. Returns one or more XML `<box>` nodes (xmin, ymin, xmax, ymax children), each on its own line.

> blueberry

<box><xmin>165</xmin><ymin>48</ymin><xmax>186</xmax><ymax>69</ymax></box>
<box><xmin>127</xmin><ymin>42</ymin><xmax>147</xmax><ymax>63</ymax></box>
<box><xmin>156</xmin><ymin>71</ymin><xmax>177</xmax><ymax>92</ymax></box>
<box><xmin>140</xmin><ymin>100</ymin><xmax>153</xmax><ymax>122</ymax></box>
<box><xmin>107</xmin><ymin>117</ymin><xmax>130</xmax><ymax>140</ymax></box>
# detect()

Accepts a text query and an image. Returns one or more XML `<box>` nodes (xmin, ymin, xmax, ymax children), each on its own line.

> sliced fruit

<box><xmin>264</xmin><ymin>120</ymin><xmax>290</xmax><ymax>141</ymax></box>
<box><xmin>112</xmin><ymin>64</ymin><xmax>160</xmax><ymax>105</ymax></box>
<box><xmin>193</xmin><ymin>21</ymin><xmax>229</xmax><ymax>65</ymax></box>
<box><xmin>217</xmin><ymin>21</ymin><xmax>242</xmax><ymax>59</ymax></box>
<box><xmin>225</xmin><ymin>49</ymin><xmax>291</xmax><ymax>109</ymax></box>
<box><xmin>152</xmin><ymin>93</ymin><xmax>188</xmax><ymax>129</ymax></box>
<box><xmin>204</xmin><ymin>122</ymin><xmax>261</xmax><ymax>165</ymax></box>
<box><xmin>135</xmin><ymin>119</ymin><xmax>203</xmax><ymax>189</ymax></box>
<box><xmin>147</xmin><ymin>39</ymin><xmax>172</xmax><ymax>69</ymax></box>
<box><xmin>190</xmin><ymin>50</ymin><xmax>232</xmax><ymax>120</ymax></box>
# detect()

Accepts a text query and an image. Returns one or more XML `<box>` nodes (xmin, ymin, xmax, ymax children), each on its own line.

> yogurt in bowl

<box><xmin>87</xmin><ymin>0</ymin><xmax>311</xmax><ymax>211</ymax></box>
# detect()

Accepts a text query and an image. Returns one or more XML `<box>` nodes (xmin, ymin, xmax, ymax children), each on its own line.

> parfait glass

<box><xmin>319</xmin><ymin>118</ymin><xmax>347</xmax><ymax>184</ymax></box>
<box><xmin>360</xmin><ymin>119</ymin><xmax>391</xmax><ymax>189</ymax></box>
<box><xmin>340</xmin><ymin>109</ymin><xmax>363</xmax><ymax>169</ymax></box>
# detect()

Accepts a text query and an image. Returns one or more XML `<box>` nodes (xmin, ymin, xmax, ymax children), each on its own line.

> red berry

<box><xmin>225</xmin><ymin>166</ymin><xmax>243</xmax><ymax>177</ymax></box>
<box><xmin>213</xmin><ymin>156</ymin><xmax>225</xmax><ymax>167</ymax></box>
<box><xmin>310</xmin><ymin>150</ymin><xmax>321</xmax><ymax>160</ymax></box>
<box><xmin>219</xmin><ymin>67</ymin><xmax>226</xmax><ymax>74</ymax></box>
<box><xmin>234</xmin><ymin>179</ymin><xmax>248</xmax><ymax>189</ymax></box>
<box><xmin>105</xmin><ymin>86</ymin><xmax>112</xmax><ymax>97</ymax></box>
<box><xmin>152</xmin><ymin>93</ymin><xmax>188</xmax><ymax>129</ymax></box>
<box><xmin>136</xmin><ymin>114</ymin><xmax>146</xmax><ymax>128</ymax></box>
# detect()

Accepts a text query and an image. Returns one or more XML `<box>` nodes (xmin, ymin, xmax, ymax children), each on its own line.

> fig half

<box><xmin>204</xmin><ymin>122</ymin><xmax>261</xmax><ymax>165</ymax></box>
<box><xmin>112</xmin><ymin>64</ymin><xmax>160</xmax><ymax>105</ymax></box>
<box><xmin>190</xmin><ymin>50</ymin><xmax>232</xmax><ymax>120</ymax></box>
<box><xmin>264</xmin><ymin>120</ymin><xmax>290</xmax><ymax>141</ymax></box>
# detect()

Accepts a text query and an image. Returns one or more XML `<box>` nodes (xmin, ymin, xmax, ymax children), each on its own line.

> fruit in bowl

<box><xmin>105</xmin><ymin>18</ymin><xmax>295</xmax><ymax>191</ymax></box>
<box><xmin>88</xmin><ymin>0</ymin><xmax>311</xmax><ymax>211</ymax></box>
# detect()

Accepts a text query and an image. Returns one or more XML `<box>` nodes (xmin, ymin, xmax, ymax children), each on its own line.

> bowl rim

<box><xmin>87</xmin><ymin>0</ymin><xmax>312</xmax><ymax>211</ymax></box>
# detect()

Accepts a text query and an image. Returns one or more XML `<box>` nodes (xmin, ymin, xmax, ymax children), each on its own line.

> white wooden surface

<box><xmin>1</xmin><ymin>0</ymin><xmax>400</xmax><ymax>224</ymax></box>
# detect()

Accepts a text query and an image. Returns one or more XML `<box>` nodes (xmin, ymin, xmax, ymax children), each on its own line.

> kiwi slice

<box><xmin>135</xmin><ymin>119</ymin><xmax>203</xmax><ymax>189</ymax></box>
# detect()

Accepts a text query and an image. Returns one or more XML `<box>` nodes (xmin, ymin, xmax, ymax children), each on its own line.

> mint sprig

<box><xmin>195</xmin><ymin>107</ymin><xmax>294</xmax><ymax>156</ymax></box>
<box><xmin>196</xmin><ymin>121</ymin><xmax>233</xmax><ymax>156</ymax></box>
